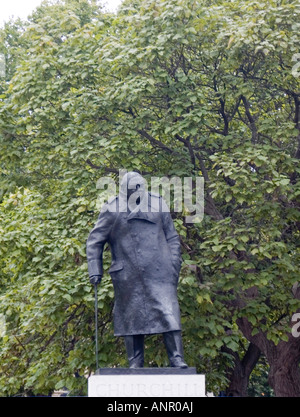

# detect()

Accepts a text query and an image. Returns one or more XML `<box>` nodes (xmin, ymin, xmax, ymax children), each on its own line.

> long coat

<box><xmin>86</xmin><ymin>192</ymin><xmax>183</xmax><ymax>336</ymax></box>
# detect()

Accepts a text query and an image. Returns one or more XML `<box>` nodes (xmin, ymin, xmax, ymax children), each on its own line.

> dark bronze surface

<box><xmin>87</xmin><ymin>172</ymin><xmax>188</xmax><ymax>368</ymax></box>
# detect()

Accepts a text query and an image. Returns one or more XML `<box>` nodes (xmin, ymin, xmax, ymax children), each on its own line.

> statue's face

<box><xmin>120</xmin><ymin>172</ymin><xmax>145</xmax><ymax>200</ymax></box>
<box><xmin>127</xmin><ymin>177</ymin><xmax>141</xmax><ymax>198</ymax></box>
<box><xmin>120</xmin><ymin>172</ymin><xmax>148</xmax><ymax>212</ymax></box>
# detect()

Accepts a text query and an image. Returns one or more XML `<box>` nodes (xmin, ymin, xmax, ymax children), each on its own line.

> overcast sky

<box><xmin>0</xmin><ymin>0</ymin><xmax>123</xmax><ymax>27</ymax></box>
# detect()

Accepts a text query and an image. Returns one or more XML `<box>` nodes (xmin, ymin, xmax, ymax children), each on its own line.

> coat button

<box><xmin>137</xmin><ymin>249</ymin><xmax>141</xmax><ymax>253</ymax></box>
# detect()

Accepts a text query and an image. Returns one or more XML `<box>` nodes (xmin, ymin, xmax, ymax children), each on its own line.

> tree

<box><xmin>0</xmin><ymin>0</ymin><xmax>299</xmax><ymax>396</ymax></box>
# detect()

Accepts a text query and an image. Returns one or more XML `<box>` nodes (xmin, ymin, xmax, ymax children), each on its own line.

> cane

<box><xmin>94</xmin><ymin>283</ymin><xmax>99</xmax><ymax>371</ymax></box>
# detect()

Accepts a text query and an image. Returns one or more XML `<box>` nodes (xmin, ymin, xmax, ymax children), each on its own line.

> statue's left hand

<box><xmin>90</xmin><ymin>275</ymin><xmax>102</xmax><ymax>285</ymax></box>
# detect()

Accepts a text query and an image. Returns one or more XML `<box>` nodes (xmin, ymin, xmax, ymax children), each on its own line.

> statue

<box><xmin>86</xmin><ymin>172</ymin><xmax>188</xmax><ymax>368</ymax></box>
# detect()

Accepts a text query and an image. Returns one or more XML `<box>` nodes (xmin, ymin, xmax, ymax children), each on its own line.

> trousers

<box><xmin>124</xmin><ymin>330</ymin><xmax>188</xmax><ymax>368</ymax></box>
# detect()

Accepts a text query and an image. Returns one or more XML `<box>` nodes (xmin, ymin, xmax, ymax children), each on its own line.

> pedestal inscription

<box><xmin>88</xmin><ymin>368</ymin><xmax>205</xmax><ymax>397</ymax></box>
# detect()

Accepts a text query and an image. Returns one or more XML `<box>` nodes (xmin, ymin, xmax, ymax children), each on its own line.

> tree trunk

<box><xmin>268</xmin><ymin>338</ymin><xmax>300</xmax><ymax>397</ymax></box>
<box><xmin>224</xmin><ymin>343</ymin><xmax>261</xmax><ymax>397</ymax></box>
<box><xmin>237</xmin><ymin>317</ymin><xmax>300</xmax><ymax>397</ymax></box>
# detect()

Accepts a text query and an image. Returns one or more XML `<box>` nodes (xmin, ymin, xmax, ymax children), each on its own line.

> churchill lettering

<box><xmin>88</xmin><ymin>374</ymin><xmax>205</xmax><ymax>397</ymax></box>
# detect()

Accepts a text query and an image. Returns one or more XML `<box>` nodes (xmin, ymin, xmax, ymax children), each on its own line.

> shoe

<box><xmin>170</xmin><ymin>357</ymin><xmax>188</xmax><ymax>368</ymax></box>
<box><xmin>129</xmin><ymin>361</ymin><xmax>144</xmax><ymax>369</ymax></box>
<box><xmin>163</xmin><ymin>331</ymin><xmax>188</xmax><ymax>368</ymax></box>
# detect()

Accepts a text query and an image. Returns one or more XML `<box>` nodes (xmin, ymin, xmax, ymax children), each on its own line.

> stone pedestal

<box><xmin>88</xmin><ymin>368</ymin><xmax>205</xmax><ymax>397</ymax></box>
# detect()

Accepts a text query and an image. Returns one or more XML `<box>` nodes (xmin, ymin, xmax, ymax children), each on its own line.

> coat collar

<box><xmin>127</xmin><ymin>209</ymin><xmax>157</xmax><ymax>223</ymax></box>
<box><xmin>123</xmin><ymin>192</ymin><xmax>160</xmax><ymax>223</ymax></box>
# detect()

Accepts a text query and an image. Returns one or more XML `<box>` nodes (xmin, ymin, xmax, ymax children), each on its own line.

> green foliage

<box><xmin>248</xmin><ymin>356</ymin><xmax>274</xmax><ymax>397</ymax></box>
<box><xmin>0</xmin><ymin>0</ymin><xmax>299</xmax><ymax>396</ymax></box>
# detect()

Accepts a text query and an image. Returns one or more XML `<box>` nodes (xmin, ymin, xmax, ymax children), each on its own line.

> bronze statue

<box><xmin>86</xmin><ymin>172</ymin><xmax>188</xmax><ymax>368</ymax></box>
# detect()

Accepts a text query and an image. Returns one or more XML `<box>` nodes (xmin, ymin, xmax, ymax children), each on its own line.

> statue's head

<box><xmin>119</xmin><ymin>172</ymin><xmax>149</xmax><ymax>213</ymax></box>
<box><xmin>120</xmin><ymin>171</ymin><xmax>145</xmax><ymax>200</ymax></box>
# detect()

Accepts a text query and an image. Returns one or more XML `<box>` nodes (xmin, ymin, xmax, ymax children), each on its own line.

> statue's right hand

<box><xmin>90</xmin><ymin>275</ymin><xmax>102</xmax><ymax>285</ymax></box>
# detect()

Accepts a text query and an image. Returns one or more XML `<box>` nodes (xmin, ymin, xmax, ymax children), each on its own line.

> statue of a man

<box><xmin>86</xmin><ymin>172</ymin><xmax>188</xmax><ymax>368</ymax></box>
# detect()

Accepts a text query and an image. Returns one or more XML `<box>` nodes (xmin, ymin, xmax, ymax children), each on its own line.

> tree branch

<box><xmin>241</xmin><ymin>96</ymin><xmax>258</xmax><ymax>144</ymax></box>
<box><xmin>85</xmin><ymin>159</ymin><xmax>119</xmax><ymax>174</ymax></box>
<box><xmin>293</xmin><ymin>95</ymin><xmax>300</xmax><ymax>159</ymax></box>
<box><xmin>137</xmin><ymin>129</ymin><xmax>180</xmax><ymax>155</ymax></box>
<box><xmin>194</xmin><ymin>152</ymin><xmax>224</xmax><ymax>220</ymax></box>
<box><xmin>175</xmin><ymin>134</ymin><xmax>196</xmax><ymax>169</ymax></box>
<box><xmin>219</xmin><ymin>97</ymin><xmax>229</xmax><ymax>136</ymax></box>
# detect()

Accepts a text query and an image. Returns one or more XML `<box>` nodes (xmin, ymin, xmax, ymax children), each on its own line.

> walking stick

<box><xmin>94</xmin><ymin>283</ymin><xmax>99</xmax><ymax>371</ymax></box>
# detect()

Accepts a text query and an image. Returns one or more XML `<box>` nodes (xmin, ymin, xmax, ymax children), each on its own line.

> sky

<box><xmin>0</xmin><ymin>0</ymin><xmax>123</xmax><ymax>27</ymax></box>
